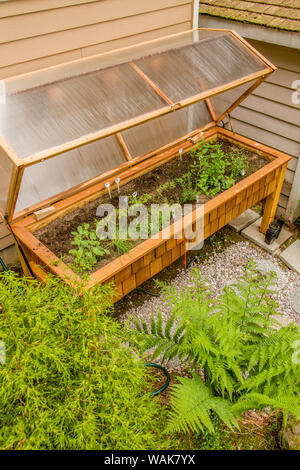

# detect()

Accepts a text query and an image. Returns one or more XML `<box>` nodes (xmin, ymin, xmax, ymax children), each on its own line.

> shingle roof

<box><xmin>199</xmin><ymin>1</ymin><xmax>300</xmax><ymax>33</ymax></box>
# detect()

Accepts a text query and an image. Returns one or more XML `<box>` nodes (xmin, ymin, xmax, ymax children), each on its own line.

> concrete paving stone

<box><xmin>279</xmin><ymin>239</ymin><xmax>300</xmax><ymax>275</ymax></box>
<box><xmin>229</xmin><ymin>209</ymin><xmax>261</xmax><ymax>232</ymax></box>
<box><xmin>241</xmin><ymin>218</ymin><xmax>292</xmax><ymax>254</ymax></box>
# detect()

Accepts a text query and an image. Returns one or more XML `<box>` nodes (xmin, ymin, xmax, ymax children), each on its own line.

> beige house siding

<box><xmin>0</xmin><ymin>0</ymin><xmax>194</xmax><ymax>79</ymax></box>
<box><xmin>0</xmin><ymin>221</ymin><xmax>13</xmax><ymax>251</ymax></box>
<box><xmin>229</xmin><ymin>40</ymin><xmax>300</xmax><ymax>218</ymax></box>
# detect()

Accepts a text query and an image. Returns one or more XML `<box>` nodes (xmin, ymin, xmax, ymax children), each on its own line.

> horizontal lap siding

<box><xmin>229</xmin><ymin>40</ymin><xmax>300</xmax><ymax>214</ymax></box>
<box><xmin>0</xmin><ymin>0</ymin><xmax>193</xmax><ymax>78</ymax></box>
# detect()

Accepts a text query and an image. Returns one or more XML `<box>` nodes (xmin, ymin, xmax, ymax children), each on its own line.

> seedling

<box><xmin>228</xmin><ymin>148</ymin><xmax>248</xmax><ymax>179</ymax></box>
<box><xmin>69</xmin><ymin>223</ymin><xmax>110</xmax><ymax>272</ymax></box>
<box><xmin>110</xmin><ymin>234</ymin><xmax>132</xmax><ymax>255</ymax></box>
<box><xmin>128</xmin><ymin>192</ymin><xmax>139</xmax><ymax>205</ymax></box>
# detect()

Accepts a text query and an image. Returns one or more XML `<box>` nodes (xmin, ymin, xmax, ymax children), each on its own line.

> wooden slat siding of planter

<box><xmin>10</xmin><ymin>130</ymin><xmax>291</xmax><ymax>302</ymax></box>
<box><xmin>13</xmin><ymin>122</ymin><xmax>217</xmax><ymax>223</ymax></box>
<box><xmin>217</xmin><ymin>128</ymin><xmax>291</xmax><ymax>234</ymax></box>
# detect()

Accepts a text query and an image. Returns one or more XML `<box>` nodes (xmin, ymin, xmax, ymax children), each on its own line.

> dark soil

<box><xmin>35</xmin><ymin>139</ymin><xmax>269</xmax><ymax>275</ymax></box>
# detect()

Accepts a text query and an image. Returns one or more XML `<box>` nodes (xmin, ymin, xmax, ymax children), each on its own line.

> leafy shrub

<box><xmin>0</xmin><ymin>272</ymin><xmax>172</xmax><ymax>450</ymax></box>
<box><xmin>134</xmin><ymin>261</ymin><xmax>300</xmax><ymax>435</ymax></box>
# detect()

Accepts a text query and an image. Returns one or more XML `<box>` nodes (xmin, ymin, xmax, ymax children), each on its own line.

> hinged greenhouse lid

<box><xmin>0</xmin><ymin>28</ymin><xmax>275</xmax><ymax>221</ymax></box>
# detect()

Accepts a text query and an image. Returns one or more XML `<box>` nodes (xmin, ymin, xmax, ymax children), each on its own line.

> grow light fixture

<box><xmin>0</xmin><ymin>28</ymin><xmax>275</xmax><ymax>222</ymax></box>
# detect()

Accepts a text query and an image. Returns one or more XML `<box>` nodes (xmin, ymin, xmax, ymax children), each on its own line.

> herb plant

<box><xmin>110</xmin><ymin>232</ymin><xmax>132</xmax><ymax>255</ymax></box>
<box><xmin>227</xmin><ymin>148</ymin><xmax>249</xmax><ymax>180</ymax></box>
<box><xmin>69</xmin><ymin>223</ymin><xmax>110</xmax><ymax>272</ymax></box>
<box><xmin>191</xmin><ymin>141</ymin><xmax>228</xmax><ymax>197</ymax></box>
<box><xmin>176</xmin><ymin>173</ymin><xmax>197</xmax><ymax>203</ymax></box>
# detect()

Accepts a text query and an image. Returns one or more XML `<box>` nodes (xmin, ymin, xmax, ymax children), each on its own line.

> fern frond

<box><xmin>233</xmin><ymin>392</ymin><xmax>300</xmax><ymax>423</ymax></box>
<box><xmin>166</xmin><ymin>375</ymin><xmax>238</xmax><ymax>434</ymax></box>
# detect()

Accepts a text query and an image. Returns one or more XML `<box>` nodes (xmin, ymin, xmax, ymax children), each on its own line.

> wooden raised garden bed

<box><xmin>10</xmin><ymin>127</ymin><xmax>290</xmax><ymax>301</ymax></box>
<box><xmin>0</xmin><ymin>28</ymin><xmax>291</xmax><ymax>301</ymax></box>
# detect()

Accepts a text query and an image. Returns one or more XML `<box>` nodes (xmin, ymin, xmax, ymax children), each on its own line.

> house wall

<box><xmin>0</xmin><ymin>0</ymin><xmax>196</xmax><ymax>265</ymax></box>
<box><xmin>0</xmin><ymin>0</ymin><xmax>195</xmax><ymax>79</ymax></box>
<box><xmin>229</xmin><ymin>40</ymin><xmax>300</xmax><ymax>220</ymax></box>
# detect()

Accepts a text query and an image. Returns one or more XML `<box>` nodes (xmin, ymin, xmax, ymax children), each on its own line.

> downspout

<box><xmin>193</xmin><ymin>0</ymin><xmax>200</xmax><ymax>29</ymax></box>
<box><xmin>285</xmin><ymin>153</ymin><xmax>300</xmax><ymax>222</ymax></box>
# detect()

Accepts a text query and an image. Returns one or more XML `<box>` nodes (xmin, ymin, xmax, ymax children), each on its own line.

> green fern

<box><xmin>167</xmin><ymin>375</ymin><xmax>239</xmax><ymax>434</ymax></box>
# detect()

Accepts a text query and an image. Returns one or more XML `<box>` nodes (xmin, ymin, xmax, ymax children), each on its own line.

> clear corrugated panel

<box><xmin>0</xmin><ymin>29</ymin><xmax>271</xmax><ymax>214</ymax></box>
<box><xmin>134</xmin><ymin>34</ymin><xmax>266</xmax><ymax>103</ymax></box>
<box><xmin>15</xmin><ymin>136</ymin><xmax>126</xmax><ymax>213</ymax></box>
<box><xmin>122</xmin><ymin>101</ymin><xmax>211</xmax><ymax>158</ymax></box>
<box><xmin>0</xmin><ymin>148</ymin><xmax>13</xmax><ymax>213</ymax></box>
<box><xmin>0</xmin><ymin>31</ymin><xmax>268</xmax><ymax>162</ymax></box>
<box><xmin>0</xmin><ymin>63</ymin><xmax>165</xmax><ymax>159</ymax></box>
<box><xmin>210</xmin><ymin>80</ymin><xmax>257</xmax><ymax>119</ymax></box>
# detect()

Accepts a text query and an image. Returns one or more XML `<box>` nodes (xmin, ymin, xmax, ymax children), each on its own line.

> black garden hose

<box><xmin>136</xmin><ymin>286</ymin><xmax>160</xmax><ymax>297</ymax></box>
<box><xmin>144</xmin><ymin>362</ymin><xmax>170</xmax><ymax>396</ymax></box>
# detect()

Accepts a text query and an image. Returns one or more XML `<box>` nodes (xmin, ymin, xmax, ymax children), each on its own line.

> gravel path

<box><xmin>121</xmin><ymin>240</ymin><xmax>300</xmax><ymax>370</ymax></box>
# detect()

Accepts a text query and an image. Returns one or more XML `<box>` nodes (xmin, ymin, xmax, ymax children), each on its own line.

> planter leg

<box><xmin>260</xmin><ymin>163</ymin><xmax>287</xmax><ymax>234</ymax></box>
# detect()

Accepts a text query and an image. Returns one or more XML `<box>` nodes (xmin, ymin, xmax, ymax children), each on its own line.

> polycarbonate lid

<box><xmin>0</xmin><ymin>28</ymin><xmax>274</xmax><ymax>219</ymax></box>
